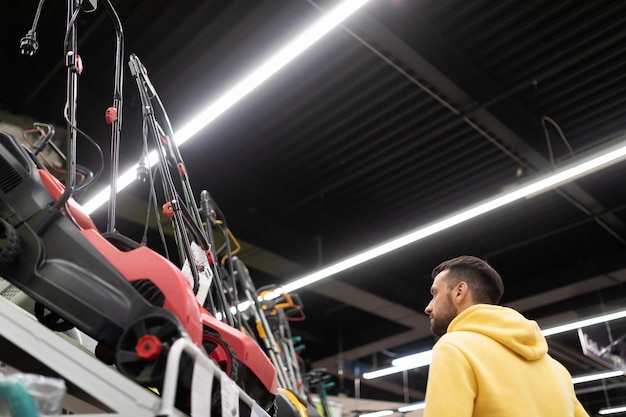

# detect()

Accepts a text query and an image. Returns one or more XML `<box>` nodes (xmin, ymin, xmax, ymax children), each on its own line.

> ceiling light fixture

<box><xmin>391</xmin><ymin>350</ymin><xmax>432</xmax><ymax>367</ymax></box>
<box><xmin>362</xmin><ymin>360</ymin><xmax>428</xmax><ymax>380</ymax></box>
<box><xmin>358</xmin><ymin>401</ymin><xmax>426</xmax><ymax>417</ymax></box>
<box><xmin>352</xmin><ymin>350</ymin><xmax>432</xmax><ymax>380</ymax></box>
<box><xmin>359</xmin><ymin>409</ymin><xmax>392</xmax><ymax>417</ymax></box>
<box><xmin>82</xmin><ymin>0</ymin><xmax>372</xmax><ymax>214</ymax></box>
<box><xmin>363</xmin><ymin>307</ymin><xmax>626</xmax><ymax>379</ymax></box>
<box><xmin>541</xmin><ymin>309</ymin><xmax>626</xmax><ymax>337</ymax></box>
<box><xmin>273</xmin><ymin>133</ymin><xmax>626</xmax><ymax>295</ymax></box>
<box><xmin>571</xmin><ymin>370</ymin><xmax>625</xmax><ymax>385</ymax></box>
<box><xmin>599</xmin><ymin>406</ymin><xmax>626</xmax><ymax>415</ymax></box>
<box><xmin>397</xmin><ymin>403</ymin><xmax>426</xmax><ymax>413</ymax></box>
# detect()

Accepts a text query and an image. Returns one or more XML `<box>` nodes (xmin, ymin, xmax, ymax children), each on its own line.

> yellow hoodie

<box><xmin>423</xmin><ymin>304</ymin><xmax>589</xmax><ymax>417</ymax></box>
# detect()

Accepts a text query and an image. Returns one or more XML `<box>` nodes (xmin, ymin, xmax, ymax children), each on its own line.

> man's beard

<box><xmin>430</xmin><ymin>294</ymin><xmax>457</xmax><ymax>337</ymax></box>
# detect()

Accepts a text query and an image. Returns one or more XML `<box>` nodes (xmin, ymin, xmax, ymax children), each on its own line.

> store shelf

<box><xmin>0</xmin><ymin>280</ymin><xmax>270</xmax><ymax>417</ymax></box>
<box><xmin>0</xmin><ymin>293</ymin><xmax>180</xmax><ymax>416</ymax></box>
<box><xmin>0</xmin><ymin>292</ymin><xmax>271</xmax><ymax>417</ymax></box>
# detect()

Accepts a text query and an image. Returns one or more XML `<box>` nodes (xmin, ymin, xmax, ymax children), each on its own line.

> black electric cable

<box><xmin>62</xmin><ymin>109</ymin><xmax>105</xmax><ymax>194</ymax></box>
<box><xmin>19</xmin><ymin>0</ymin><xmax>46</xmax><ymax>56</ymax></box>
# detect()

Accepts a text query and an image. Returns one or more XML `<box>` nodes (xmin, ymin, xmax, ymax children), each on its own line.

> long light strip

<box><xmin>362</xmin><ymin>360</ymin><xmax>429</xmax><ymax>380</ymax></box>
<box><xmin>391</xmin><ymin>350</ymin><xmax>432</xmax><ymax>367</ymax></box>
<box><xmin>359</xmin><ymin>410</ymin><xmax>394</xmax><ymax>417</ymax></box>
<box><xmin>358</xmin><ymin>402</ymin><xmax>426</xmax><ymax>417</ymax></box>
<box><xmin>600</xmin><ymin>405</ymin><xmax>626</xmax><ymax>415</ymax></box>
<box><xmin>353</xmin><ymin>350</ymin><xmax>432</xmax><ymax>380</ymax></box>
<box><xmin>397</xmin><ymin>402</ymin><xmax>426</xmax><ymax>413</ymax></box>
<box><xmin>363</xmin><ymin>307</ymin><xmax>626</xmax><ymax>379</ymax></box>
<box><xmin>268</xmin><ymin>134</ymin><xmax>626</xmax><ymax>295</ymax></box>
<box><xmin>82</xmin><ymin>0</ymin><xmax>371</xmax><ymax>214</ymax></box>
<box><xmin>572</xmin><ymin>370</ymin><xmax>625</xmax><ymax>385</ymax></box>
<box><xmin>542</xmin><ymin>309</ymin><xmax>626</xmax><ymax>336</ymax></box>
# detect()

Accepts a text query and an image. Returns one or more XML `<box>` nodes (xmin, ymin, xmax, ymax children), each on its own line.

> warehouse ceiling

<box><xmin>2</xmin><ymin>0</ymin><xmax>626</xmax><ymax>415</ymax></box>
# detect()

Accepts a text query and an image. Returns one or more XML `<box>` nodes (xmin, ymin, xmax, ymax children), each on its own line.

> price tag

<box><xmin>191</xmin><ymin>361</ymin><xmax>214</xmax><ymax>417</ymax></box>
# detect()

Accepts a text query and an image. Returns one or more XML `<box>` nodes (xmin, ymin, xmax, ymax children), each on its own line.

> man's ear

<box><xmin>454</xmin><ymin>281</ymin><xmax>469</xmax><ymax>303</ymax></box>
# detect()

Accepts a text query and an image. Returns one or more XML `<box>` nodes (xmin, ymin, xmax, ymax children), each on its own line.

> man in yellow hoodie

<box><xmin>423</xmin><ymin>255</ymin><xmax>589</xmax><ymax>417</ymax></box>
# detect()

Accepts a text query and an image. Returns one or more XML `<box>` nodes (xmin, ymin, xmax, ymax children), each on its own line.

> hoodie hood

<box><xmin>447</xmin><ymin>304</ymin><xmax>548</xmax><ymax>360</ymax></box>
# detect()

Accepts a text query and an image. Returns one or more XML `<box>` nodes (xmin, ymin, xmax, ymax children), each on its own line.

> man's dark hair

<box><xmin>432</xmin><ymin>255</ymin><xmax>504</xmax><ymax>304</ymax></box>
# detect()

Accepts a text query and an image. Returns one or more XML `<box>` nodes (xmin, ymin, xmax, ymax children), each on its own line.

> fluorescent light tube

<box><xmin>572</xmin><ymin>370</ymin><xmax>624</xmax><ymax>385</ymax></box>
<box><xmin>273</xmin><ymin>134</ymin><xmax>626</xmax><ymax>295</ymax></box>
<box><xmin>359</xmin><ymin>410</ymin><xmax>394</xmax><ymax>417</ymax></box>
<box><xmin>362</xmin><ymin>361</ymin><xmax>426</xmax><ymax>380</ymax></box>
<box><xmin>358</xmin><ymin>402</ymin><xmax>425</xmax><ymax>417</ymax></box>
<box><xmin>391</xmin><ymin>350</ymin><xmax>432</xmax><ymax>367</ymax></box>
<box><xmin>82</xmin><ymin>0</ymin><xmax>372</xmax><ymax>215</ymax></box>
<box><xmin>397</xmin><ymin>403</ymin><xmax>426</xmax><ymax>413</ymax></box>
<box><xmin>542</xmin><ymin>309</ymin><xmax>626</xmax><ymax>337</ymax></box>
<box><xmin>599</xmin><ymin>405</ymin><xmax>626</xmax><ymax>415</ymax></box>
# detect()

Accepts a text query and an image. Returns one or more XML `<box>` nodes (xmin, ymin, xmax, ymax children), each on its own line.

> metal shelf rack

<box><xmin>0</xmin><ymin>294</ymin><xmax>263</xmax><ymax>417</ymax></box>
